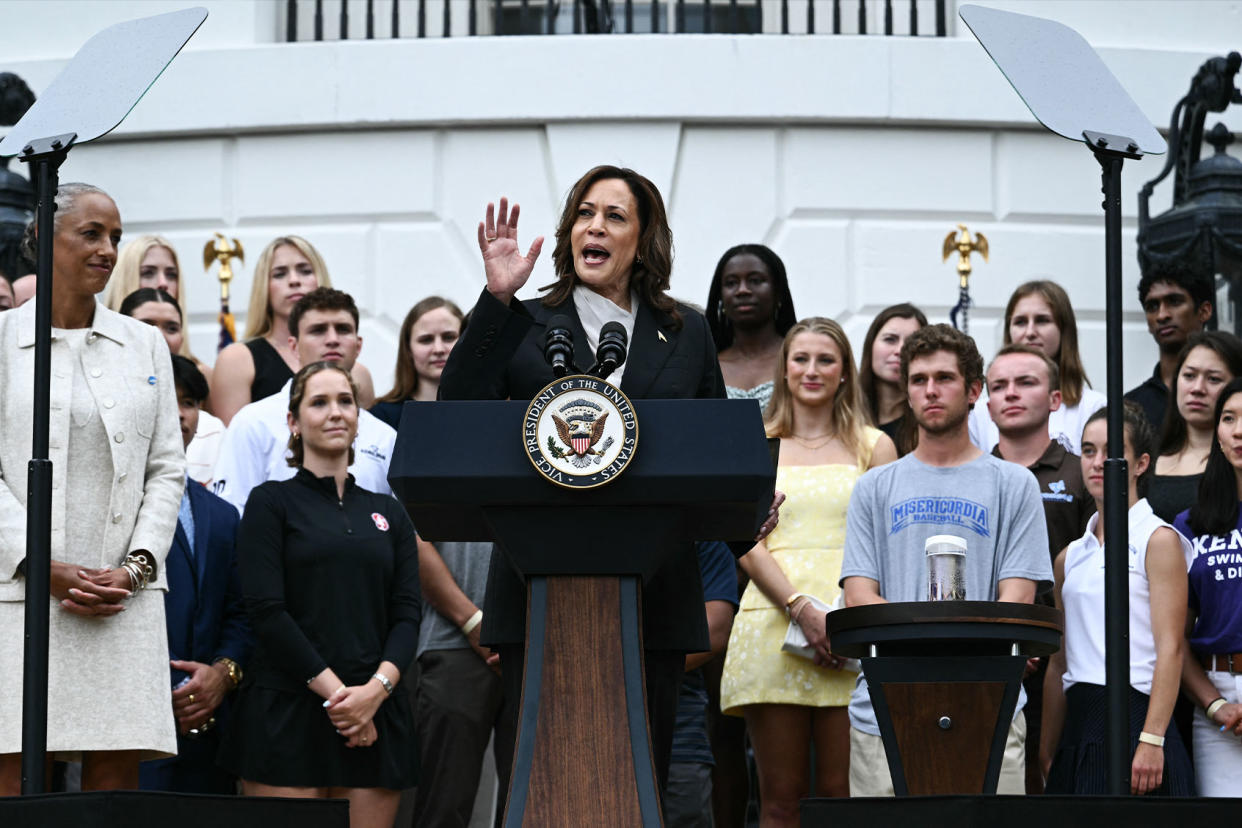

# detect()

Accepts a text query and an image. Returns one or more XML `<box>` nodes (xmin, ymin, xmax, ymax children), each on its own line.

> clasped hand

<box><xmin>50</xmin><ymin>561</ymin><xmax>130</xmax><ymax>616</ymax></box>
<box><xmin>324</xmin><ymin>683</ymin><xmax>386</xmax><ymax>747</ymax></box>
<box><xmin>170</xmin><ymin>659</ymin><xmax>229</xmax><ymax>734</ymax></box>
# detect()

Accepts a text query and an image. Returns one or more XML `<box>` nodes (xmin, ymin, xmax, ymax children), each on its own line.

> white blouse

<box><xmin>1060</xmin><ymin>498</ymin><xmax>1191</xmax><ymax>695</ymax></box>
<box><xmin>572</xmin><ymin>284</ymin><xmax>639</xmax><ymax>386</ymax></box>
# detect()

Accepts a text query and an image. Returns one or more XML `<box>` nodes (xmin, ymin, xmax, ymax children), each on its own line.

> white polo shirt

<box><xmin>210</xmin><ymin>380</ymin><xmax>397</xmax><ymax>514</ymax></box>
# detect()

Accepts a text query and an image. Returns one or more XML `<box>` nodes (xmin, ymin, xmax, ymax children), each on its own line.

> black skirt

<box><xmin>1045</xmin><ymin>683</ymin><xmax>1194</xmax><ymax>795</ymax></box>
<box><xmin>217</xmin><ymin>681</ymin><xmax>418</xmax><ymax>790</ymax></box>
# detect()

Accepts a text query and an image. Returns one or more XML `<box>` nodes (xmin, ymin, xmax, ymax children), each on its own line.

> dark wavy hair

<box><xmin>704</xmin><ymin>244</ymin><xmax>796</xmax><ymax>352</ymax></box>
<box><xmin>1188</xmin><ymin>377</ymin><xmax>1242</xmax><ymax>536</ymax></box>
<box><xmin>1085</xmin><ymin>402</ymin><xmax>1157</xmax><ymax>497</ymax></box>
<box><xmin>543</xmin><ymin>165</ymin><xmax>681</xmax><ymax>329</ymax></box>
<box><xmin>1158</xmin><ymin>331</ymin><xmax>1242</xmax><ymax>457</ymax></box>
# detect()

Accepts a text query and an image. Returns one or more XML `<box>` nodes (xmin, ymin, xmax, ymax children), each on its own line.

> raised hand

<box><xmin>478</xmin><ymin>197</ymin><xmax>544</xmax><ymax>305</ymax></box>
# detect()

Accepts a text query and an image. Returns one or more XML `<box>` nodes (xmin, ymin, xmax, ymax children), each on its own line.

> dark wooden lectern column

<box><xmin>390</xmin><ymin>400</ymin><xmax>774</xmax><ymax>827</ymax></box>
<box><xmin>828</xmin><ymin>602</ymin><xmax>1062</xmax><ymax>795</ymax></box>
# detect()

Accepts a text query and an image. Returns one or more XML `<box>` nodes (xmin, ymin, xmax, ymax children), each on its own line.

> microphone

<box><xmin>544</xmin><ymin>315</ymin><xmax>576</xmax><ymax>377</ymax></box>
<box><xmin>591</xmin><ymin>321</ymin><xmax>628</xmax><ymax>380</ymax></box>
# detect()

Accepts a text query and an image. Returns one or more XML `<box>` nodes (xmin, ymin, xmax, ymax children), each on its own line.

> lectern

<box><xmin>389</xmin><ymin>398</ymin><xmax>774</xmax><ymax>827</ymax></box>
<box><xmin>827</xmin><ymin>602</ymin><xmax>1062</xmax><ymax>795</ymax></box>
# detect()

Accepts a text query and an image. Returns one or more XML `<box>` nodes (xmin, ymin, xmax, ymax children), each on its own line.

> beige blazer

<box><xmin>0</xmin><ymin>299</ymin><xmax>185</xmax><ymax>599</ymax></box>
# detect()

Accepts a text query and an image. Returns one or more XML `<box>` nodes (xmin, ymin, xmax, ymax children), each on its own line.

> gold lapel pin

<box><xmin>658</xmin><ymin>331</ymin><xmax>667</xmax><ymax>343</ymax></box>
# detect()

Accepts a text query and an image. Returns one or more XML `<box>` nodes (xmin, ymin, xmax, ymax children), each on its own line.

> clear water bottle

<box><xmin>926</xmin><ymin>534</ymin><xmax>967</xmax><ymax>601</ymax></box>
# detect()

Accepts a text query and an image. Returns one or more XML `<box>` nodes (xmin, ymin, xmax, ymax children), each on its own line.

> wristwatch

<box><xmin>214</xmin><ymin>657</ymin><xmax>243</xmax><ymax>690</ymax></box>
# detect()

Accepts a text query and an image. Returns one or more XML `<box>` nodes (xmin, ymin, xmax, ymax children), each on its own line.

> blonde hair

<box><xmin>764</xmin><ymin>317</ymin><xmax>871</xmax><ymax>464</ymax></box>
<box><xmin>244</xmin><ymin>236</ymin><xmax>332</xmax><ymax>340</ymax></box>
<box><xmin>103</xmin><ymin>234</ymin><xmax>195</xmax><ymax>361</ymax></box>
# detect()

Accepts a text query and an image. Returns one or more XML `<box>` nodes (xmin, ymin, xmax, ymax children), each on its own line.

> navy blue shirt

<box><xmin>670</xmin><ymin>541</ymin><xmax>739</xmax><ymax>766</ymax></box>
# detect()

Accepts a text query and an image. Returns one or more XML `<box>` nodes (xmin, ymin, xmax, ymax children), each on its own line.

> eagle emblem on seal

<box><xmin>549</xmin><ymin>399</ymin><xmax>615</xmax><ymax>468</ymax></box>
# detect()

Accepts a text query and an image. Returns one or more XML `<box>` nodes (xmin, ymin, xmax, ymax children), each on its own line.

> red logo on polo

<box><xmin>371</xmin><ymin>513</ymin><xmax>389</xmax><ymax>531</ymax></box>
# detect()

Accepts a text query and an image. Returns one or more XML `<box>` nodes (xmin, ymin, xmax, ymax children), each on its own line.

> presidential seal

<box><xmin>523</xmin><ymin>375</ymin><xmax>638</xmax><ymax>489</ymax></box>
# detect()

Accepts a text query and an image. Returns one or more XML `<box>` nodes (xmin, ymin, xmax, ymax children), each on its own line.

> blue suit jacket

<box><xmin>165</xmin><ymin>481</ymin><xmax>251</xmax><ymax>682</ymax></box>
<box><xmin>141</xmin><ymin>481</ymin><xmax>252</xmax><ymax>793</ymax></box>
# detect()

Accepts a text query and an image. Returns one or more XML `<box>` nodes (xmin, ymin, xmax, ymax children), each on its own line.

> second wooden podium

<box><xmin>828</xmin><ymin>601</ymin><xmax>1062</xmax><ymax>795</ymax></box>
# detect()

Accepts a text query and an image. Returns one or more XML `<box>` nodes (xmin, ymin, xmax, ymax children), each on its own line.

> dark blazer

<box><xmin>440</xmin><ymin>287</ymin><xmax>725</xmax><ymax>651</ymax></box>
<box><xmin>140</xmin><ymin>481</ymin><xmax>252</xmax><ymax>794</ymax></box>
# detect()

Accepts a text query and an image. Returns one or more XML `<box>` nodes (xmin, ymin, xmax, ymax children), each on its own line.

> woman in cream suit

<box><xmin>0</xmin><ymin>183</ymin><xmax>184</xmax><ymax>792</ymax></box>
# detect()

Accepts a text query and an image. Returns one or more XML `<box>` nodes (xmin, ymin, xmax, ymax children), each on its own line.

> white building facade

<box><xmin>3</xmin><ymin>0</ymin><xmax>1241</xmax><ymax>395</ymax></box>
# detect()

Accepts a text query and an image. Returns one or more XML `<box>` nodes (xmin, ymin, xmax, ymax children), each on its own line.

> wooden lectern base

<box><xmin>504</xmin><ymin>576</ymin><xmax>662</xmax><ymax>827</ymax></box>
<box><xmin>883</xmin><ymin>679</ymin><xmax>1008</xmax><ymax>794</ymax></box>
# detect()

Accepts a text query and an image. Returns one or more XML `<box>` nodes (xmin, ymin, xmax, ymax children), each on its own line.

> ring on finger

<box><xmin>485</xmin><ymin>235</ymin><xmax>498</xmax><ymax>242</ymax></box>
<box><xmin>188</xmin><ymin>693</ymin><xmax>195</xmax><ymax>703</ymax></box>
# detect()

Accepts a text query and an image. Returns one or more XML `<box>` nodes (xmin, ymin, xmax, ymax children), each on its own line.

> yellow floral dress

<box><xmin>719</xmin><ymin>427</ymin><xmax>882</xmax><ymax>715</ymax></box>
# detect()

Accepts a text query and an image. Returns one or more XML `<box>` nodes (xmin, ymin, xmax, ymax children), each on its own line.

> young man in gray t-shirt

<box><xmin>840</xmin><ymin>324</ymin><xmax>1053</xmax><ymax>796</ymax></box>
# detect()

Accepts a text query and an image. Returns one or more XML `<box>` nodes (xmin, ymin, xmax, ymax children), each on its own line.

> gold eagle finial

<box><xmin>942</xmin><ymin>223</ymin><xmax>988</xmax><ymax>290</ymax></box>
<box><xmin>203</xmin><ymin>232</ymin><xmax>245</xmax><ymax>302</ymax></box>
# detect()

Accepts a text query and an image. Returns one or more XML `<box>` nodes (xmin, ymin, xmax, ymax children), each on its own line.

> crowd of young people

<box><xmin>1</xmin><ymin>175</ymin><xmax>1239</xmax><ymax>828</ymax></box>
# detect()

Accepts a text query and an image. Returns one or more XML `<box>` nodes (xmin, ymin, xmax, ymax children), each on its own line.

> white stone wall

<box><xmin>3</xmin><ymin>1</ymin><xmax>1241</xmax><ymax>395</ymax></box>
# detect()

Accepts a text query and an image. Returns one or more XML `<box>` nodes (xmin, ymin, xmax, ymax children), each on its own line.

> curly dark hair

<box><xmin>289</xmin><ymin>287</ymin><xmax>359</xmax><ymax>338</ymax></box>
<box><xmin>900</xmin><ymin>323</ymin><xmax>984</xmax><ymax>392</ymax></box>
<box><xmin>1137</xmin><ymin>259</ymin><xmax>1214</xmax><ymax>308</ymax></box>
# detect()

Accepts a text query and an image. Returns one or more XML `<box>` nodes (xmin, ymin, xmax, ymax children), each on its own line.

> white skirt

<box><xmin>0</xmin><ymin>589</ymin><xmax>176</xmax><ymax>760</ymax></box>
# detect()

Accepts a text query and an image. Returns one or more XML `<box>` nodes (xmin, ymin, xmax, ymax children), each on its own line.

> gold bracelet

<box><xmin>785</xmin><ymin>592</ymin><xmax>812</xmax><ymax>618</ymax></box>
<box><xmin>1138</xmin><ymin>731</ymin><xmax>1165</xmax><ymax>747</ymax></box>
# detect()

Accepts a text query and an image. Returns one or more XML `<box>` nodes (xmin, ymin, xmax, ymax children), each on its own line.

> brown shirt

<box><xmin>992</xmin><ymin>440</ymin><xmax>1095</xmax><ymax>567</ymax></box>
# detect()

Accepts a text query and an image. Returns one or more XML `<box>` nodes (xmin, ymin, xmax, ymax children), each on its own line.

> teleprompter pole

<box><xmin>1087</xmin><ymin>129</ymin><xmax>1141</xmax><ymax>796</ymax></box>
<box><xmin>18</xmin><ymin>132</ymin><xmax>74</xmax><ymax>795</ymax></box>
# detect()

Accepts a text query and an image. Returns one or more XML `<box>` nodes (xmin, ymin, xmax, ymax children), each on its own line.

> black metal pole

<box><xmin>1095</xmin><ymin>145</ymin><xmax>1131</xmax><ymax>796</ymax></box>
<box><xmin>17</xmin><ymin>136</ymin><xmax>70</xmax><ymax>795</ymax></box>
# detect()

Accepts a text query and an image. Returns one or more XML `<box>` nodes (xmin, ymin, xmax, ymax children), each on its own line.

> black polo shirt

<box><xmin>992</xmin><ymin>441</ymin><xmax>1095</xmax><ymax>566</ymax></box>
<box><xmin>1124</xmin><ymin>363</ymin><xmax>1168</xmax><ymax>432</ymax></box>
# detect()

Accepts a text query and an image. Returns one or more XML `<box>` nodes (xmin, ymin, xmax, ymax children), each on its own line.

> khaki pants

<box><xmin>848</xmin><ymin>710</ymin><xmax>1027</xmax><ymax>797</ymax></box>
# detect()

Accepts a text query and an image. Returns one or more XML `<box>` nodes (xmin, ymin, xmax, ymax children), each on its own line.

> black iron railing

<box><xmin>284</xmin><ymin>0</ymin><xmax>948</xmax><ymax>39</ymax></box>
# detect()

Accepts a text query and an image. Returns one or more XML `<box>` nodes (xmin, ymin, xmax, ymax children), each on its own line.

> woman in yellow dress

<box><xmin>720</xmin><ymin>317</ymin><xmax>896</xmax><ymax>826</ymax></box>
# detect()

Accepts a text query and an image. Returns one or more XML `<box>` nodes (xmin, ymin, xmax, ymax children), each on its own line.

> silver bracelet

<box><xmin>371</xmin><ymin>672</ymin><xmax>394</xmax><ymax>696</ymax></box>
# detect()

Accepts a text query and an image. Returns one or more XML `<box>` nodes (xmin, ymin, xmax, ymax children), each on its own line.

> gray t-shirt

<box><xmin>839</xmin><ymin>452</ymin><xmax>1054</xmax><ymax>734</ymax></box>
<box><xmin>417</xmin><ymin>541</ymin><xmax>495</xmax><ymax>657</ymax></box>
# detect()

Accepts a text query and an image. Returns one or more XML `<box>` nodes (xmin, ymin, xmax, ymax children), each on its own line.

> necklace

<box><xmin>790</xmin><ymin>432</ymin><xmax>835</xmax><ymax>450</ymax></box>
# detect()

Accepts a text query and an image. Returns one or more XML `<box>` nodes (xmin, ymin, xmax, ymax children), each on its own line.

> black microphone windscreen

<box><xmin>599</xmin><ymin>320</ymin><xmax>628</xmax><ymax>345</ymax></box>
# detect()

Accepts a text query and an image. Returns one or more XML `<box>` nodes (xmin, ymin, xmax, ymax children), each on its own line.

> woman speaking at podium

<box><xmin>439</xmin><ymin>164</ymin><xmax>732</xmax><ymax>794</ymax></box>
